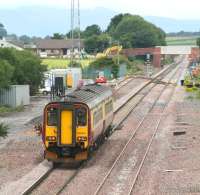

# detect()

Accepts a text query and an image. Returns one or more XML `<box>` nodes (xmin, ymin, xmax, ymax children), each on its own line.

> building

<box><xmin>0</xmin><ymin>37</ymin><xmax>24</xmax><ymax>51</ymax></box>
<box><xmin>35</xmin><ymin>39</ymin><xmax>84</xmax><ymax>58</ymax></box>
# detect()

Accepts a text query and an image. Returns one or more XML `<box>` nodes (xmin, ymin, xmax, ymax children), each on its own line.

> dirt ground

<box><xmin>0</xmin><ymin>97</ymin><xmax>48</xmax><ymax>190</ymax></box>
<box><xmin>132</xmin><ymin>81</ymin><xmax>200</xmax><ymax>194</ymax></box>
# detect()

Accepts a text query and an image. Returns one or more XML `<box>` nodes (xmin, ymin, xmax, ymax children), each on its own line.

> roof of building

<box><xmin>0</xmin><ymin>39</ymin><xmax>24</xmax><ymax>51</ymax></box>
<box><xmin>36</xmin><ymin>39</ymin><xmax>84</xmax><ymax>49</ymax></box>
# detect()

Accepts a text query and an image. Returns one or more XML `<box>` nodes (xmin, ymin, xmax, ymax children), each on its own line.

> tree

<box><xmin>19</xmin><ymin>35</ymin><xmax>32</xmax><ymax>44</ymax></box>
<box><xmin>84</xmin><ymin>34</ymin><xmax>110</xmax><ymax>54</ymax></box>
<box><xmin>107</xmin><ymin>13</ymin><xmax>131</xmax><ymax>35</ymax></box>
<box><xmin>0</xmin><ymin>48</ymin><xmax>46</xmax><ymax>94</ymax></box>
<box><xmin>84</xmin><ymin>35</ymin><xmax>99</xmax><ymax>54</ymax></box>
<box><xmin>83</xmin><ymin>24</ymin><xmax>102</xmax><ymax>38</ymax></box>
<box><xmin>67</xmin><ymin>28</ymin><xmax>82</xmax><ymax>39</ymax></box>
<box><xmin>0</xmin><ymin>60</ymin><xmax>14</xmax><ymax>88</ymax></box>
<box><xmin>112</xmin><ymin>15</ymin><xmax>166</xmax><ymax>48</ymax></box>
<box><xmin>197</xmin><ymin>37</ymin><xmax>200</xmax><ymax>48</ymax></box>
<box><xmin>51</xmin><ymin>33</ymin><xmax>64</xmax><ymax>39</ymax></box>
<box><xmin>0</xmin><ymin>23</ymin><xmax>7</xmax><ymax>39</ymax></box>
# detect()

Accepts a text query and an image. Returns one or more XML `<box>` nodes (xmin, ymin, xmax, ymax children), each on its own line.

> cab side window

<box><xmin>47</xmin><ymin>108</ymin><xmax>58</xmax><ymax>126</ymax></box>
<box><xmin>76</xmin><ymin>107</ymin><xmax>87</xmax><ymax>126</ymax></box>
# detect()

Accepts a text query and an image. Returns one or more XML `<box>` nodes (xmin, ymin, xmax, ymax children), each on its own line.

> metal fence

<box><xmin>0</xmin><ymin>85</ymin><xmax>30</xmax><ymax>107</ymax></box>
<box><xmin>82</xmin><ymin>64</ymin><xmax>127</xmax><ymax>79</ymax></box>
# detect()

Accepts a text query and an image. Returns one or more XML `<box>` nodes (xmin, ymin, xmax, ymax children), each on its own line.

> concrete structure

<box><xmin>160</xmin><ymin>46</ymin><xmax>194</xmax><ymax>55</ymax></box>
<box><xmin>0</xmin><ymin>85</ymin><xmax>30</xmax><ymax>107</ymax></box>
<box><xmin>121</xmin><ymin>46</ymin><xmax>200</xmax><ymax>68</ymax></box>
<box><xmin>122</xmin><ymin>48</ymin><xmax>161</xmax><ymax>68</ymax></box>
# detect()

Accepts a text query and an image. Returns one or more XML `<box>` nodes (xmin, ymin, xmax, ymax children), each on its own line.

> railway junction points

<box><xmin>1</xmin><ymin>55</ymin><xmax>200</xmax><ymax>195</ymax></box>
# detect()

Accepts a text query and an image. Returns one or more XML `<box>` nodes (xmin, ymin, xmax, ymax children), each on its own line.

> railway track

<box><xmin>93</xmin><ymin>58</ymin><xmax>185</xmax><ymax>195</ymax></box>
<box><xmin>25</xmin><ymin>59</ymin><xmax>183</xmax><ymax>195</ymax></box>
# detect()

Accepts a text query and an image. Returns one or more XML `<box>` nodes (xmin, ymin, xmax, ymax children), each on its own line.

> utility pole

<box><xmin>70</xmin><ymin>0</ymin><xmax>75</xmax><ymax>67</ymax></box>
<box><xmin>70</xmin><ymin>0</ymin><xmax>81</xmax><ymax>65</ymax></box>
<box><xmin>77</xmin><ymin>0</ymin><xmax>81</xmax><ymax>58</ymax></box>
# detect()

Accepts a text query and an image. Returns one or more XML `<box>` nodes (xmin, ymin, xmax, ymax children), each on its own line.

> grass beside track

<box><xmin>0</xmin><ymin>123</ymin><xmax>8</xmax><ymax>137</ymax></box>
<box><xmin>0</xmin><ymin>105</ymin><xmax>24</xmax><ymax>115</ymax></box>
<box><xmin>42</xmin><ymin>58</ymin><xmax>93</xmax><ymax>69</ymax></box>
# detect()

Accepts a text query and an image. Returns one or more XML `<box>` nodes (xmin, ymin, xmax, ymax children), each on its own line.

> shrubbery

<box><xmin>0</xmin><ymin>123</ymin><xmax>8</xmax><ymax>138</ymax></box>
<box><xmin>0</xmin><ymin>48</ymin><xmax>47</xmax><ymax>95</ymax></box>
<box><xmin>88</xmin><ymin>55</ymin><xmax>141</xmax><ymax>79</ymax></box>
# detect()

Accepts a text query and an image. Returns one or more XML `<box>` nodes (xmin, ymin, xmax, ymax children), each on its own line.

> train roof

<box><xmin>63</xmin><ymin>84</ymin><xmax>112</xmax><ymax>108</ymax></box>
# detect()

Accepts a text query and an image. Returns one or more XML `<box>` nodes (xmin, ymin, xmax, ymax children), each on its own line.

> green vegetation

<box><xmin>184</xmin><ymin>69</ymin><xmax>200</xmax><ymax>100</ymax></box>
<box><xmin>197</xmin><ymin>37</ymin><xmax>200</xmax><ymax>48</ymax></box>
<box><xmin>0</xmin><ymin>105</ymin><xmax>24</xmax><ymax>114</ymax></box>
<box><xmin>0</xmin><ymin>48</ymin><xmax>47</xmax><ymax>95</ymax></box>
<box><xmin>42</xmin><ymin>58</ymin><xmax>92</xmax><ymax>69</ymax></box>
<box><xmin>88</xmin><ymin>56</ymin><xmax>141</xmax><ymax>78</ymax></box>
<box><xmin>0</xmin><ymin>123</ymin><xmax>8</xmax><ymax>138</ymax></box>
<box><xmin>83</xmin><ymin>14</ymin><xmax>166</xmax><ymax>54</ymax></box>
<box><xmin>0</xmin><ymin>23</ymin><xmax>7</xmax><ymax>38</ymax></box>
<box><xmin>162</xmin><ymin>56</ymin><xmax>174</xmax><ymax>65</ymax></box>
<box><xmin>0</xmin><ymin>60</ymin><xmax>14</xmax><ymax>88</ymax></box>
<box><xmin>109</xmin><ymin>14</ymin><xmax>166</xmax><ymax>48</ymax></box>
<box><xmin>84</xmin><ymin>33</ymin><xmax>110</xmax><ymax>54</ymax></box>
<box><xmin>166</xmin><ymin>36</ymin><xmax>197</xmax><ymax>46</ymax></box>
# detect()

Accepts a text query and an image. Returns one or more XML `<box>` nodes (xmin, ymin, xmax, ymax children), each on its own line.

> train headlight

<box><xmin>77</xmin><ymin>136</ymin><xmax>87</xmax><ymax>142</ymax></box>
<box><xmin>46</xmin><ymin>136</ymin><xmax>56</xmax><ymax>141</ymax></box>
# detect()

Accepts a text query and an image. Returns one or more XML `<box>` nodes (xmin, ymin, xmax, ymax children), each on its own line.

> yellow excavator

<box><xmin>96</xmin><ymin>45</ymin><xmax>123</xmax><ymax>59</ymax></box>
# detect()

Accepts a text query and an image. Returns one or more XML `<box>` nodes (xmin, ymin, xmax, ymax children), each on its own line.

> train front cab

<box><xmin>43</xmin><ymin>102</ymin><xmax>90</xmax><ymax>162</ymax></box>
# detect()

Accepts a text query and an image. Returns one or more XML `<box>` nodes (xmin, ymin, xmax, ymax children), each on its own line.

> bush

<box><xmin>0</xmin><ymin>48</ymin><xmax>47</xmax><ymax>95</ymax></box>
<box><xmin>68</xmin><ymin>61</ymin><xmax>82</xmax><ymax>69</ymax></box>
<box><xmin>0</xmin><ymin>123</ymin><xmax>8</xmax><ymax>138</ymax></box>
<box><xmin>0</xmin><ymin>105</ymin><xmax>24</xmax><ymax>114</ymax></box>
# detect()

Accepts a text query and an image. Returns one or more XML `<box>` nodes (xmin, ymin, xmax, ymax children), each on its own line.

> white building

<box><xmin>0</xmin><ymin>37</ymin><xmax>24</xmax><ymax>51</ymax></box>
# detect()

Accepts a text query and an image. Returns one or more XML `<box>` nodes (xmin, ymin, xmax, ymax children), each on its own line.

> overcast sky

<box><xmin>0</xmin><ymin>0</ymin><xmax>200</xmax><ymax>20</ymax></box>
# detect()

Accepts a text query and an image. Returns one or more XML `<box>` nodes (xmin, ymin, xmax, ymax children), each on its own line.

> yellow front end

<box><xmin>44</xmin><ymin>103</ymin><xmax>89</xmax><ymax>162</ymax></box>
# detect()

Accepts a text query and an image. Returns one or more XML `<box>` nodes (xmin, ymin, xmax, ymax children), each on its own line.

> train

<box><xmin>41</xmin><ymin>84</ymin><xmax>114</xmax><ymax>163</ymax></box>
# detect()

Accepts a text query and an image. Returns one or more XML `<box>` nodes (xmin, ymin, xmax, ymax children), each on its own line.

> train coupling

<box><xmin>34</xmin><ymin>124</ymin><xmax>42</xmax><ymax>136</ymax></box>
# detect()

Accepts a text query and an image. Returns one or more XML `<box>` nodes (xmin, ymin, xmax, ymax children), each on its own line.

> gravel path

<box><xmin>130</xmin><ymin>58</ymin><xmax>200</xmax><ymax>195</ymax></box>
<box><xmin>0</xmin><ymin>97</ymin><xmax>49</xmax><ymax>190</ymax></box>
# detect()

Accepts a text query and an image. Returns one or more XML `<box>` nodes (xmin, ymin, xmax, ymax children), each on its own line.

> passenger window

<box><xmin>76</xmin><ymin>107</ymin><xmax>87</xmax><ymax>126</ymax></box>
<box><xmin>105</xmin><ymin>100</ymin><xmax>113</xmax><ymax>115</ymax></box>
<box><xmin>93</xmin><ymin>107</ymin><xmax>103</xmax><ymax>127</ymax></box>
<box><xmin>47</xmin><ymin>108</ymin><xmax>58</xmax><ymax>126</ymax></box>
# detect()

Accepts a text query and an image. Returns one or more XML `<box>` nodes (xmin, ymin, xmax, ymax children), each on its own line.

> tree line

<box><xmin>1</xmin><ymin>13</ymin><xmax>166</xmax><ymax>53</ymax></box>
<box><xmin>52</xmin><ymin>14</ymin><xmax>167</xmax><ymax>53</ymax></box>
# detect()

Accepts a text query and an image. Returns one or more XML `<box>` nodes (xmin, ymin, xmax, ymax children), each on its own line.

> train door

<box><xmin>59</xmin><ymin>105</ymin><xmax>76</xmax><ymax>146</ymax></box>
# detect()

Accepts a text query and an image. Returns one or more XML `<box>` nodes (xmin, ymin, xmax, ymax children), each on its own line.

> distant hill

<box><xmin>144</xmin><ymin>16</ymin><xmax>200</xmax><ymax>33</ymax></box>
<box><xmin>0</xmin><ymin>6</ymin><xmax>200</xmax><ymax>36</ymax></box>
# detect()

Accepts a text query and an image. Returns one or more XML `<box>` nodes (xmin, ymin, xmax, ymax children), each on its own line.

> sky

<box><xmin>0</xmin><ymin>0</ymin><xmax>200</xmax><ymax>20</ymax></box>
